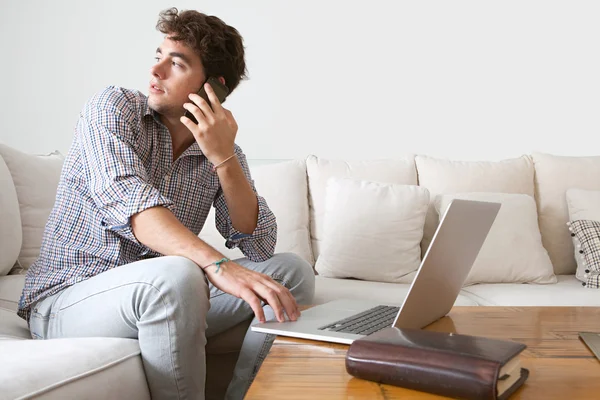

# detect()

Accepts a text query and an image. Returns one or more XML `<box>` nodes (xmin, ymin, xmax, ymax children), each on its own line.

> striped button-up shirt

<box><xmin>17</xmin><ymin>86</ymin><xmax>277</xmax><ymax>322</ymax></box>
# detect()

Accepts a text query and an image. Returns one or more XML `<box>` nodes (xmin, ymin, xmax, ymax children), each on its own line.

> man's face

<box><xmin>148</xmin><ymin>36</ymin><xmax>205</xmax><ymax>117</ymax></box>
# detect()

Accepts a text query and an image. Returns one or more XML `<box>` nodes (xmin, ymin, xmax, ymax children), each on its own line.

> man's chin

<box><xmin>148</xmin><ymin>99</ymin><xmax>168</xmax><ymax>115</ymax></box>
<box><xmin>148</xmin><ymin>100</ymin><xmax>184</xmax><ymax>121</ymax></box>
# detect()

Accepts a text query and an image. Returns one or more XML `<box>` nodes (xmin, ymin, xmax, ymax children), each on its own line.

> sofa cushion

<box><xmin>0</xmin><ymin>308</ymin><xmax>30</xmax><ymax>340</ymax></box>
<box><xmin>199</xmin><ymin>159</ymin><xmax>313</xmax><ymax>265</ymax></box>
<box><xmin>415</xmin><ymin>155</ymin><xmax>534</xmax><ymax>258</ymax></box>
<box><xmin>435</xmin><ymin>192</ymin><xmax>556</xmax><ymax>285</ymax></box>
<box><xmin>0</xmin><ymin>154</ymin><xmax>22</xmax><ymax>276</ymax></box>
<box><xmin>566</xmin><ymin>188</ymin><xmax>600</xmax><ymax>282</ymax></box>
<box><xmin>306</xmin><ymin>155</ymin><xmax>417</xmax><ymax>263</ymax></box>
<box><xmin>0</xmin><ymin>274</ymin><xmax>25</xmax><ymax>311</ymax></box>
<box><xmin>0</xmin><ymin>144</ymin><xmax>64</xmax><ymax>270</ymax></box>
<box><xmin>313</xmin><ymin>276</ymin><xmax>479</xmax><ymax>306</ymax></box>
<box><xmin>315</xmin><ymin>178</ymin><xmax>429</xmax><ymax>283</ymax></box>
<box><xmin>0</xmin><ymin>272</ymin><xmax>247</xmax><ymax>400</ymax></box>
<box><xmin>0</xmin><ymin>338</ymin><xmax>150</xmax><ymax>400</ymax></box>
<box><xmin>532</xmin><ymin>152</ymin><xmax>600</xmax><ymax>275</ymax></box>
<box><xmin>0</xmin><ymin>275</ymin><xmax>31</xmax><ymax>340</ymax></box>
<box><xmin>460</xmin><ymin>275</ymin><xmax>600</xmax><ymax>306</ymax></box>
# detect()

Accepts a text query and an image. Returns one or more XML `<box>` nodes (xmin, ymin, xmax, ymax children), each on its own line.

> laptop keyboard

<box><xmin>318</xmin><ymin>305</ymin><xmax>400</xmax><ymax>336</ymax></box>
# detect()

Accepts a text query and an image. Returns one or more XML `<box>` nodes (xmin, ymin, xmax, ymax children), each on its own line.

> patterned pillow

<box><xmin>568</xmin><ymin>220</ymin><xmax>600</xmax><ymax>288</ymax></box>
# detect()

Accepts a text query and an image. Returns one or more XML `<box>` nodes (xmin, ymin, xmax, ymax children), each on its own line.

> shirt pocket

<box><xmin>196</xmin><ymin>168</ymin><xmax>220</xmax><ymax>188</ymax></box>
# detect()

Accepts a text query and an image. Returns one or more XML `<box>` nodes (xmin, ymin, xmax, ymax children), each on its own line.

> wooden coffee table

<box><xmin>246</xmin><ymin>307</ymin><xmax>600</xmax><ymax>399</ymax></box>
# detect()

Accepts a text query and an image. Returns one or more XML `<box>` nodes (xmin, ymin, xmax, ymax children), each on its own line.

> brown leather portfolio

<box><xmin>345</xmin><ymin>327</ymin><xmax>529</xmax><ymax>400</ymax></box>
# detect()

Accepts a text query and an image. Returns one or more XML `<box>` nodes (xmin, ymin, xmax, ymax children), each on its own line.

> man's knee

<box><xmin>148</xmin><ymin>256</ymin><xmax>209</xmax><ymax>300</ymax></box>
<box><xmin>270</xmin><ymin>253</ymin><xmax>315</xmax><ymax>304</ymax></box>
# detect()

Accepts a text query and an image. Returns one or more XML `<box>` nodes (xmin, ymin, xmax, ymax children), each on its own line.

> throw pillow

<box><xmin>532</xmin><ymin>153</ymin><xmax>600</xmax><ymax>275</ymax></box>
<box><xmin>415</xmin><ymin>155</ymin><xmax>534</xmax><ymax>263</ymax></box>
<box><xmin>314</xmin><ymin>177</ymin><xmax>429</xmax><ymax>283</ymax></box>
<box><xmin>567</xmin><ymin>220</ymin><xmax>600</xmax><ymax>288</ymax></box>
<box><xmin>306</xmin><ymin>155</ymin><xmax>417</xmax><ymax>262</ymax></box>
<box><xmin>566</xmin><ymin>188</ymin><xmax>600</xmax><ymax>283</ymax></box>
<box><xmin>0</xmin><ymin>144</ymin><xmax>64</xmax><ymax>270</ymax></box>
<box><xmin>435</xmin><ymin>192</ymin><xmax>556</xmax><ymax>285</ymax></box>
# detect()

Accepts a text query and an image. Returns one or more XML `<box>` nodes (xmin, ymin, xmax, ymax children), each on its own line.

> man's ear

<box><xmin>217</xmin><ymin>76</ymin><xmax>226</xmax><ymax>86</ymax></box>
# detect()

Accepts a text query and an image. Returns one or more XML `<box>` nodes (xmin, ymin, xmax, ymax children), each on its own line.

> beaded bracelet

<box><xmin>202</xmin><ymin>257</ymin><xmax>230</xmax><ymax>273</ymax></box>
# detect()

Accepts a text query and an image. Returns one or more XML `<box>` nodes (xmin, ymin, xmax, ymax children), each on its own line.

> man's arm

<box><xmin>181</xmin><ymin>83</ymin><xmax>277</xmax><ymax>262</ymax></box>
<box><xmin>212</xmin><ymin>146</ymin><xmax>277</xmax><ymax>262</ymax></box>
<box><xmin>215</xmin><ymin>154</ymin><xmax>258</xmax><ymax>235</ymax></box>
<box><xmin>130</xmin><ymin>206</ymin><xmax>295</xmax><ymax>323</ymax></box>
<box><xmin>131</xmin><ymin>206</ymin><xmax>224</xmax><ymax>268</ymax></box>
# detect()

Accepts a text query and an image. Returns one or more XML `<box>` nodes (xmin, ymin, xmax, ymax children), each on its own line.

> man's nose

<box><xmin>150</xmin><ymin>62</ymin><xmax>165</xmax><ymax>80</ymax></box>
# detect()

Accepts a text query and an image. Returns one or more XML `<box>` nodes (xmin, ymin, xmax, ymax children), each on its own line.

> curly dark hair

<box><xmin>156</xmin><ymin>7</ymin><xmax>247</xmax><ymax>93</ymax></box>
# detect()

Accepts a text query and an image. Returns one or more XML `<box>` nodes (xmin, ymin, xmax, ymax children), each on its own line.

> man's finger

<box><xmin>255</xmin><ymin>285</ymin><xmax>286</xmax><ymax>322</ymax></box>
<box><xmin>240</xmin><ymin>288</ymin><xmax>265</xmax><ymax>323</ymax></box>
<box><xmin>188</xmin><ymin>93</ymin><xmax>215</xmax><ymax>122</ymax></box>
<box><xmin>262</xmin><ymin>279</ymin><xmax>299</xmax><ymax>321</ymax></box>
<box><xmin>180</xmin><ymin>115</ymin><xmax>192</xmax><ymax>125</ymax></box>
<box><xmin>182</xmin><ymin>102</ymin><xmax>207</xmax><ymax>125</ymax></box>
<box><xmin>204</xmin><ymin>83</ymin><xmax>224</xmax><ymax>113</ymax></box>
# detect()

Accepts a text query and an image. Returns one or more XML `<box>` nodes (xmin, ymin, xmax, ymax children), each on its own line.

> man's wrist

<box><xmin>201</xmin><ymin>257</ymin><xmax>230</xmax><ymax>273</ymax></box>
<box><xmin>215</xmin><ymin>155</ymin><xmax>242</xmax><ymax>177</ymax></box>
<box><xmin>192</xmin><ymin>238</ymin><xmax>227</xmax><ymax>269</ymax></box>
<box><xmin>212</xmin><ymin>151</ymin><xmax>237</xmax><ymax>171</ymax></box>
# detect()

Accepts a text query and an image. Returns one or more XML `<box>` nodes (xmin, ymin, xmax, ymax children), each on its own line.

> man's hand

<box><xmin>180</xmin><ymin>82</ymin><xmax>238</xmax><ymax>165</ymax></box>
<box><xmin>204</xmin><ymin>260</ymin><xmax>300</xmax><ymax>323</ymax></box>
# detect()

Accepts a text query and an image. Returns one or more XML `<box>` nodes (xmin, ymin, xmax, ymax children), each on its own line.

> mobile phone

<box><xmin>184</xmin><ymin>76</ymin><xmax>230</xmax><ymax>124</ymax></box>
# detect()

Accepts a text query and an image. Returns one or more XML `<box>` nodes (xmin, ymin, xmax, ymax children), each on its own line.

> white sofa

<box><xmin>1</xmin><ymin>144</ymin><xmax>600</xmax><ymax>399</ymax></box>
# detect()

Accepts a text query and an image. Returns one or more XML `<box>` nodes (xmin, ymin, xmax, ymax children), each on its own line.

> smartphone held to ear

<box><xmin>184</xmin><ymin>76</ymin><xmax>230</xmax><ymax>124</ymax></box>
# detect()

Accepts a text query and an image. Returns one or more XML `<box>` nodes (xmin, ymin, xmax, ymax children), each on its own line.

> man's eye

<box><xmin>154</xmin><ymin>57</ymin><xmax>161</xmax><ymax>62</ymax></box>
<box><xmin>172</xmin><ymin>62</ymin><xmax>181</xmax><ymax>67</ymax></box>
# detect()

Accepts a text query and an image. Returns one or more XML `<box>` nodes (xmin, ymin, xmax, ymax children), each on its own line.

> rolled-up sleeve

<box><xmin>214</xmin><ymin>145</ymin><xmax>277</xmax><ymax>262</ymax></box>
<box><xmin>78</xmin><ymin>88</ymin><xmax>175</xmax><ymax>244</ymax></box>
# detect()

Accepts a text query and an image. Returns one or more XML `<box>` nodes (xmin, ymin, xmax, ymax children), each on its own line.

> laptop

<box><xmin>251</xmin><ymin>198</ymin><xmax>501</xmax><ymax>344</ymax></box>
<box><xmin>579</xmin><ymin>332</ymin><xmax>600</xmax><ymax>361</ymax></box>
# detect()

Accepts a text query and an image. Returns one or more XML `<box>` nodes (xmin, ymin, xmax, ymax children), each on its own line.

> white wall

<box><xmin>1</xmin><ymin>0</ymin><xmax>599</xmax><ymax>161</ymax></box>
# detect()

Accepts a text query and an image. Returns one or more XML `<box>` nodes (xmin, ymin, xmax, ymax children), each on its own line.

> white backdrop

<box><xmin>1</xmin><ymin>0</ymin><xmax>599</xmax><ymax>160</ymax></box>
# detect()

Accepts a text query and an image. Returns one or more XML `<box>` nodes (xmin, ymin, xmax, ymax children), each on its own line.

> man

<box><xmin>17</xmin><ymin>7</ymin><xmax>315</xmax><ymax>400</ymax></box>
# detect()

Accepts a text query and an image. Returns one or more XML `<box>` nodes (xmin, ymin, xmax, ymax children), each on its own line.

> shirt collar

<box><xmin>143</xmin><ymin>99</ymin><xmax>205</xmax><ymax>158</ymax></box>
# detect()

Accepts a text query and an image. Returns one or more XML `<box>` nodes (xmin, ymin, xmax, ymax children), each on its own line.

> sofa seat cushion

<box><xmin>0</xmin><ymin>338</ymin><xmax>150</xmax><ymax>400</ymax></box>
<box><xmin>460</xmin><ymin>275</ymin><xmax>600</xmax><ymax>306</ymax></box>
<box><xmin>314</xmin><ymin>276</ymin><xmax>479</xmax><ymax>306</ymax></box>
<box><xmin>0</xmin><ymin>275</ymin><xmax>30</xmax><ymax>340</ymax></box>
<box><xmin>0</xmin><ymin>274</ymin><xmax>25</xmax><ymax>311</ymax></box>
<box><xmin>0</xmin><ymin>308</ymin><xmax>30</xmax><ymax>340</ymax></box>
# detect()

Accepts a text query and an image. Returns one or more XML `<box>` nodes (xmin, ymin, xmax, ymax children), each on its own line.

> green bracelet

<box><xmin>202</xmin><ymin>257</ymin><xmax>230</xmax><ymax>273</ymax></box>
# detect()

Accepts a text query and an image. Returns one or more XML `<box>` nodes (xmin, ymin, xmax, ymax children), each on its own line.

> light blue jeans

<box><xmin>28</xmin><ymin>253</ymin><xmax>315</xmax><ymax>400</ymax></box>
